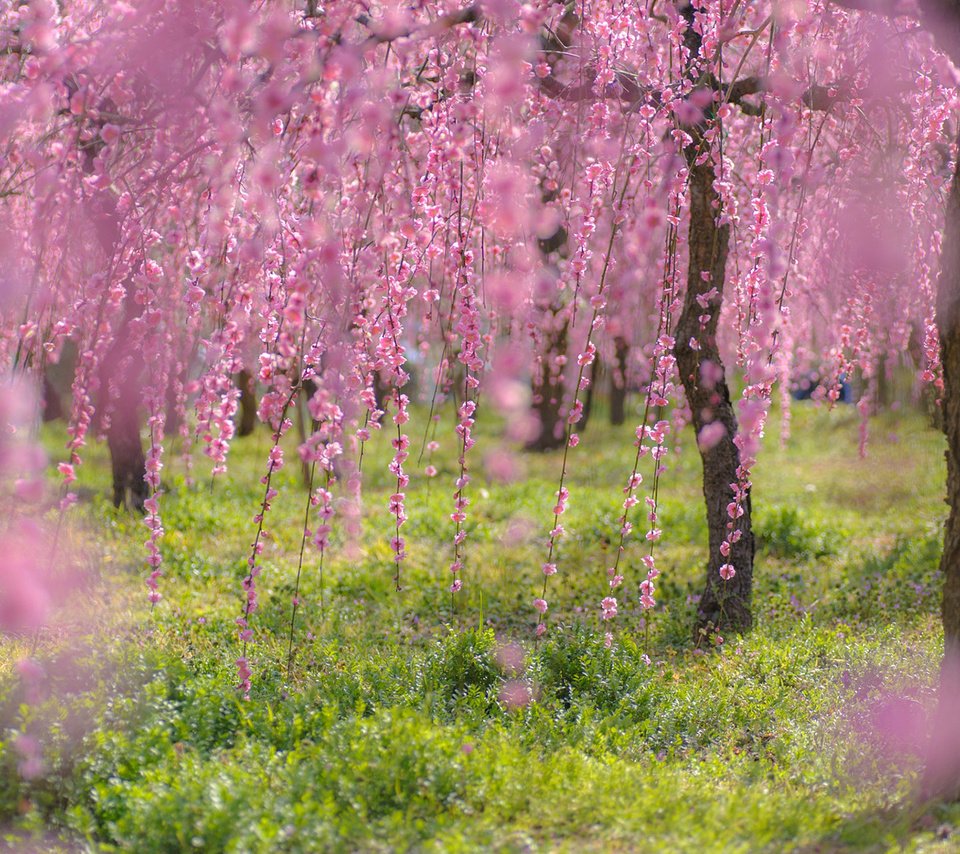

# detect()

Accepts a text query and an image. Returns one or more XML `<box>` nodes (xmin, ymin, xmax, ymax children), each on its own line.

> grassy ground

<box><xmin>1</xmin><ymin>400</ymin><xmax>959</xmax><ymax>851</ymax></box>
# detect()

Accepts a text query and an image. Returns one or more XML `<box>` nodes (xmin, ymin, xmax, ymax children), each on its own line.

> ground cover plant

<box><xmin>5</xmin><ymin>0</ymin><xmax>960</xmax><ymax>850</ymax></box>
<box><xmin>2</xmin><ymin>403</ymin><xmax>960</xmax><ymax>852</ymax></box>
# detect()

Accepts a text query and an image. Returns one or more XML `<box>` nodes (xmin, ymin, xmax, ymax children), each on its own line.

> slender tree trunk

<box><xmin>88</xmin><ymin>191</ymin><xmax>148</xmax><ymax>512</ymax></box>
<box><xmin>41</xmin><ymin>372</ymin><xmax>63</xmax><ymax>422</ymax></box>
<box><xmin>164</xmin><ymin>361</ymin><xmax>183</xmax><ymax>437</ymax></box>
<box><xmin>580</xmin><ymin>353</ymin><xmax>599</xmax><ymax>433</ymax></box>
<box><xmin>526</xmin><ymin>318</ymin><xmax>569</xmax><ymax>451</ymax></box>
<box><xmin>925</xmin><ymin>131</ymin><xmax>960</xmax><ymax>801</ymax></box>
<box><xmin>293</xmin><ymin>377</ymin><xmax>315</xmax><ymax>489</ymax></box>
<box><xmin>674</xmin><ymin>157</ymin><xmax>754</xmax><ymax>637</ymax></box>
<box><xmin>373</xmin><ymin>368</ymin><xmax>390</xmax><ymax>411</ymax></box>
<box><xmin>77</xmin><ymin>109</ymin><xmax>148</xmax><ymax>511</ymax></box>
<box><xmin>609</xmin><ymin>335</ymin><xmax>628</xmax><ymax>426</ymax></box>
<box><xmin>107</xmin><ymin>368</ymin><xmax>148</xmax><ymax>511</ymax></box>
<box><xmin>236</xmin><ymin>369</ymin><xmax>257</xmax><ymax>437</ymax></box>
<box><xmin>875</xmin><ymin>353</ymin><xmax>894</xmax><ymax>409</ymax></box>
<box><xmin>95</xmin><ymin>290</ymin><xmax>147</xmax><ymax>511</ymax></box>
<box><xmin>88</xmin><ymin>279</ymin><xmax>148</xmax><ymax>511</ymax></box>
<box><xmin>525</xmin><ymin>206</ymin><xmax>571</xmax><ymax>451</ymax></box>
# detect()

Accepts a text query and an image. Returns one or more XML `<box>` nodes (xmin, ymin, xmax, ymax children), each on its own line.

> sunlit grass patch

<box><xmin>0</xmin><ymin>403</ymin><xmax>954</xmax><ymax>850</ymax></box>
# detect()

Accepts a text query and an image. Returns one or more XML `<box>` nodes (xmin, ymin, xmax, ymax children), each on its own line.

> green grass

<box><xmin>2</xmin><ymin>400</ymin><xmax>959</xmax><ymax>851</ymax></box>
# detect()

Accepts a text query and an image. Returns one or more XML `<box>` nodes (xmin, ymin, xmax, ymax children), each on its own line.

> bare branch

<box><xmin>726</xmin><ymin>75</ymin><xmax>763</xmax><ymax>103</ymax></box>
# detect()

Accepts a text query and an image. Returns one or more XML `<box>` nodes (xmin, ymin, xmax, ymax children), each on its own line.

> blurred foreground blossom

<box><xmin>0</xmin><ymin>379</ymin><xmax>53</xmax><ymax>634</ymax></box>
<box><xmin>499</xmin><ymin>680</ymin><xmax>532</xmax><ymax>710</ymax></box>
<box><xmin>0</xmin><ymin>377</ymin><xmax>91</xmax><ymax>782</ymax></box>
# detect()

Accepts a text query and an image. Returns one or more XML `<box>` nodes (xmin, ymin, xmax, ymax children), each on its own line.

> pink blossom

<box><xmin>499</xmin><ymin>680</ymin><xmax>533</xmax><ymax>709</ymax></box>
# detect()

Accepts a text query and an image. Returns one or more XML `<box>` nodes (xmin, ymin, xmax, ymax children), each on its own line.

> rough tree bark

<box><xmin>672</xmin><ymin>5</ymin><xmax>754</xmax><ymax>636</ymax></box>
<box><xmin>674</xmin><ymin>155</ymin><xmax>755</xmax><ymax>636</ymax></box>
<box><xmin>925</xmin><ymin>127</ymin><xmax>960</xmax><ymax>801</ymax></box>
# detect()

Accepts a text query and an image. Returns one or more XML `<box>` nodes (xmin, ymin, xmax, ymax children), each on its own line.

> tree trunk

<box><xmin>925</xmin><ymin>130</ymin><xmax>960</xmax><ymax>801</ymax></box>
<box><xmin>674</xmin><ymin>157</ymin><xmax>754</xmax><ymax>637</ymax></box>
<box><xmin>580</xmin><ymin>353</ymin><xmax>599</xmax><ymax>433</ymax></box>
<box><xmin>95</xmin><ymin>289</ymin><xmax>147</xmax><ymax>512</ymax></box>
<box><xmin>94</xmin><ymin>294</ymin><xmax>147</xmax><ymax>511</ymax></box>
<box><xmin>373</xmin><ymin>368</ymin><xmax>390</xmax><ymax>411</ymax></box>
<box><xmin>609</xmin><ymin>335</ymin><xmax>628</xmax><ymax>426</ymax></box>
<box><xmin>99</xmin><ymin>299</ymin><xmax>149</xmax><ymax>510</ymax></box>
<box><xmin>236</xmin><ymin>369</ymin><xmax>257</xmax><ymax>437</ymax></box>
<box><xmin>526</xmin><ymin>318</ymin><xmax>569</xmax><ymax>452</ymax></box>
<box><xmin>87</xmin><ymin>209</ymin><xmax>147</xmax><ymax>511</ymax></box>
<box><xmin>875</xmin><ymin>353</ymin><xmax>894</xmax><ymax>410</ymax></box>
<box><xmin>909</xmin><ymin>322</ymin><xmax>944</xmax><ymax>430</ymax></box>
<box><xmin>669</xmin><ymin>0</ymin><xmax>754</xmax><ymax>638</ymax></box>
<box><xmin>41</xmin><ymin>372</ymin><xmax>64</xmax><ymax>422</ymax></box>
<box><xmin>107</xmin><ymin>375</ymin><xmax>148</xmax><ymax>511</ymax></box>
<box><xmin>78</xmin><ymin>114</ymin><xmax>149</xmax><ymax>511</ymax></box>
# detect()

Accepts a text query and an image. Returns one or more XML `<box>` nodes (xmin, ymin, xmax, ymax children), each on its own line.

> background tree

<box><xmin>0</xmin><ymin>0</ymin><xmax>955</xmax><ymax>704</ymax></box>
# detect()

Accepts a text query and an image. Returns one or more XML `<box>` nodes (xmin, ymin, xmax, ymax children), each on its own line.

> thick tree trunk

<box><xmin>609</xmin><ymin>335</ymin><xmax>629</xmax><ymax>426</ymax></box>
<box><xmin>236</xmin><ymin>369</ymin><xmax>257</xmax><ymax>437</ymax></box>
<box><xmin>925</xmin><ymin>134</ymin><xmax>960</xmax><ymax>801</ymax></box>
<box><xmin>526</xmin><ymin>318</ymin><xmax>569</xmax><ymax>452</ymax></box>
<box><xmin>674</xmin><ymin>157</ymin><xmax>754</xmax><ymax>637</ymax></box>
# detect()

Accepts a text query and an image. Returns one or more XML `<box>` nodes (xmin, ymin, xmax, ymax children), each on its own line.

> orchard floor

<box><xmin>2</xmin><ymin>401</ymin><xmax>960</xmax><ymax>852</ymax></box>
